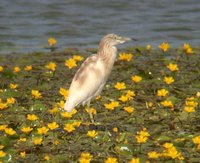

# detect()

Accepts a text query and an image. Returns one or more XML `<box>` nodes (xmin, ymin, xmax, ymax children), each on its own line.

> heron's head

<box><xmin>101</xmin><ymin>33</ymin><xmax>132</xmax><ymax>46</ymax></box>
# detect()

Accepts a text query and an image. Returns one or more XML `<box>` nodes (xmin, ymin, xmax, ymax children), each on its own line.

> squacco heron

<box><xmin>64</xmin><ymin>34</ymin><xmax>132</xmax><ymax>123</ymax></box>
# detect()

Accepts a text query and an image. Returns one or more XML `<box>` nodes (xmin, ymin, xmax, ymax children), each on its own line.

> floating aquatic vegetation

<box><xmin>0</xmin><ymin>45</ymin><xmax>199</xmax><ymax>162</ymax></box>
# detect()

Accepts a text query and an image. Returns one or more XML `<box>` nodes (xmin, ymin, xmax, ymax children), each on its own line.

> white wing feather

<box><xmin>64</xmin><ymin>55</ymin><xmax>105</xmax><ymax>112</ymax></box>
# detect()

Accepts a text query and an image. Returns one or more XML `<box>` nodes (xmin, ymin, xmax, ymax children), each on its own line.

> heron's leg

<box><xmin>86</xmin><ymin>101</ymin><xmax>95</xmax><ymax>124</ymax></box>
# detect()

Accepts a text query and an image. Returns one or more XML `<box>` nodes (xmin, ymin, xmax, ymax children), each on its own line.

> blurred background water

<box><xmin>0</xmin><ymin>0</ymin><xmax>199</xmax><ymax>54</ymax></box>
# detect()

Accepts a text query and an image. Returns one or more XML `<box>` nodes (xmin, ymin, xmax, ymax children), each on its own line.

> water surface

<box><xmin>0</xmin><ymin>0</ymin><xmax>199</xmax><ymax>54</ymax></box>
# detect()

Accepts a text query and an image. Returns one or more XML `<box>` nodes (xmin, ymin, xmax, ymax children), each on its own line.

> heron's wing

<box><xmin>73</xmin><ymin>54</ymin><xmax>98</xmax><ymax>83</ymax></box>
<box><xmin>66</xmin><ymin>54</ymin><xmax>105</xmax><ymax>108</ymax></box>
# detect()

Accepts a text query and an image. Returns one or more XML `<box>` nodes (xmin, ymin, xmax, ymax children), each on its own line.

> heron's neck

<box><xmin>97</xmin><ymin>43</ymin><xmax>117</xmax><ymax>67</ymax></box>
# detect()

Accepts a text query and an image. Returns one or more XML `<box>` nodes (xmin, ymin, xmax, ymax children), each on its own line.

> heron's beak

<box><xmin>131</xmin><ymin>37</ymin><xmax>138</xmax><ymax>41</ymax></box>
<box><xmin>121</xmin><ymin>37</ymin><xmax>137</xmax><ymax>42</ymax></box>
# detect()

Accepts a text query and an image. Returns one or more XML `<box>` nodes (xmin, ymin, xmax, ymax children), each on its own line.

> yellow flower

<box><xmin>147</xmin><ymin>102</ymin><xmax>153</xmax><ymax>107</ymax></box>
<box><xmin>33</xmin><ymin>137</ymin><xmax>43</xmax><ymax>145</ymax></box>
<box><xmin>163</xmin><ymin>144</ymin><xmax>184</xmax><ymax>160</ymax></box>
<box><xmin>119</xmin><ymin>90</ymin><xmax>135</xmax><ymax>102</ymax></box>
<box><xmin>80</xmin><ymin>152</ymin><xmax>93</xmax><ymax>159</ymax></box>
<box><xmin>21</xmin><ymin>126</ymin><xmax>33</xmax><ymax>134</ymax></box>
<box><xmin>0</xmin><ymin>150</ymin><xmax>6</xmax><ymax>158</ymax></box>
<box><xmin>79</xmin><ymin>152</ymin><xmax>93</xmax><ymax>163</ymax></box>
<box><xmin>135</xmin><ymin>135</ymin><xmax>148</xmax><ymax>143</ymax></box>
<box><xmin>0</xmin><ymin>66</ymin><xmax>3</xmax><ymax>72</ymax></box>
<box><xmin>87</xmin><ymin>130</ymin><xmax>98</xmax><ymax>138</ymax></box>
<box><xmin>135</xmin><ymin>128</ymin><xmax>150</xmax><ymax>144</ymax></box>
<box><xmin>105</xmin><ymin>157</ymin><xmax>118</xmax><ymax>163</ymax></box>
<box><xmin>163</xmin><ymin>143</ymin><xmax>174</xmax><ymax>149</ymax></box>
<box><xmin>13</xmin><ymin>66</ymin><xmax>21</xmax><ymax>73</ymax></box>
<box><xmin>123</xmin><ymin>106</ymin><xmax>134</xmax><ymax>113</ymax></box>
<box><xmin>73</xmin><ymin>55</ymin><xmax>84</xmax><ymax>61</ymax></box>
<box><xmin>104</xmin><ymin>101</ymin><xmax>119</xmax><ymax>111</ymax></box>
<box><xmin>0</xmin><ymin>125</ymin><xmax>8</xmax><ymax>131</ymax></box>
<box><xmin>140</xmin><ymin>128</ymin><xmax>150</xmax><ymax>137</ymax></box>
<box><xmin>118</xmin><ymin>53</ymin><xmax>133</xmax><ymax>62</ymax></box>
<box><xmin>65</xmin><ymin>58</ymin><xmax>77</xmax><ymax>69</ymax></box>
<box><xmin>47</xmin><ymin>122</ymin><xmax>59</xmax><ymax>130</ymax></box>
<box><xmin>64</xmin><ymin>123</ymin><xmax>75</xmax><ymax>133</ymax></box>
<box><xmin>31</xmin><ymin>90</ymin><xmax>42</xmax><ymax>99</ymax></box>
<box><xmin>79</xmin><ymin>157</ymin><xmax>91</xmax><ymax>163</ymax></box>
<box><xmin>158</xmin><ymin>42</ymin><xmax>170</xmax><ymax>52</ymax></box>
<box><xmin>113</xmin><ymin>127</ymin><xmax>118</xmax><ymax>132</ymax></box>
<box><xmin>48</xmin><ymin>107</ymin><xmax>58</xmax><ymax>114</ymax></box>
<box><xmin>131</xmin><ymin>75</ymin><xmax>142</xmax><ymax>83</ymax></box>
<box><xmin>183</xmin><ymin>43</ymin><xmax>194</xmax><ymax>54</ymax></box>
<box><xmin>114</xmin><ymin>82</ymin><xmax>126</xmax><ymax>90</ymax></box>
<box><xmin>164</xmin><ymin>76</ymin><xmax>174</xmax><ymax>85</ymax></box>
<box><xmin>61</xmin><ymin>109</ymin><xmax>77</xmax><ymax>118</ymax></box>
<box><xmin>157</xmin><ymin>88</ymin><xmax>168</xmax><ymax>97</ymax></box>
<box><xmin>45</xmin><ymin>62</ymin><xmax>56</xmax><ymax>71</ymax></box>
<box><xmin>27</xmin><ymin>114</ymin><xmax>38</xmax><ymax>121</ymax></box>
<box><xmin>44</xmin><ymin>155</ymin><xmax>50</xmax><ymax>161</ymax></box>
<box><xmin>60</xmin><ymin>112</ymin><xmax>73</xmax><ymax>118</ymax></box>
<box><xmin>146</xmin><ymin>44</ymin><xmax>152</xmax><ymax>51</ymax></box>
<box><xmin>166</xmin><ymin>148</ymin><xmax>180</xmax><ymax>159</ymax></box>
<box><xmin>95</xmin><ymin>95</ymin><xmax>101</xmax><ymax>100</ymax></box>
<box><xmin>20</xmin><ymin>151</ymin><xmax>26</xmax><ymax>158</ymax></box>
<box><xmin>148</xmin><ymin>151</ymin><xmax>160</xmax><ymax>159</ymax></box>
<box><xmin>118</xmin><ymin>95</ymin><xmax>129</xmax><ymax>102</ymax></box>
<box><xmin>185</xmin><ymin>48</ymin><xmax>194</xmax><ymax>54</ymax></box>
<box><xmin>196</xmin><ymin>92</ymin><xmax>200</xmax><ymax>97</ymax></box>
<box><xmin>71</xmin><ymin>121</ymin><xmax>82</xmax><ymax>127</ymax></box>
<box><xmin>4</xmin><ymin>127</ymin><xmax>16</xmax><ymax>135</ymax></box>
<box><xmin>184</xmin><ymin>106</ymin><xmax>195</xmax><ymax>113</ymax></box>
<box><xmin>37</xmin><ymin>126</ymin><xmax>49</xmax><ymax>135</ymax></box>
<box><xmin>59</xmin><ymin>87</ymin><xmax>69</xmax><ymax>99</ymax></box>
<box><xmin>53</xmin><ymin>140</ymin><xmax>60</xmax><ymax>145</ymax></box>
<box><xmin>183</xmin><ymin>43</ymin><xmax>190</xmax><ymax>51</ymax></box>
<box><xmin>126</xmin><ymin>90</ymin><xmax>135</xmax><ymax>98</ymax></box>
<box><xmin>48</xmin><ymin>37</ymin><xmax>56</xmax><ymax>46</ymax></box>
<box><xmin>57</xmin><ymin>100</ymin><xmax>65</xmax><ymax>109</ymax></box>
<box><xmin>167</xmin><ymin>63</ymin><xmax>179</xmax><ymax>72</ymax></box>
<box><xmin>0</xmin><ymin>103</ymin><xmax>8</xmax><ymax>110</ymax></box>
<box><xmin>0</xmin><ymin>145</ymin><xmax>4</xmax><ymax>150</ymax></box>
<box><xmin>161</xmin><ymin>100</ymin><xmax>174</xmax><ymax>108</ymax></box>
<box><xmin>85</xmin><ymin>108</ymin><xmax>97</xmax><ymax>115</ymax></box>
<box><xmin>192</xmin><ymin>136</ymin><xmax>200</xmax><ymax>145</ymax></box>
<box><xmin>6</xmin><ymin>97</ymin><xmax>15</xmax><ymax>104</ymax></box>
<box><xmin>9</xmin><ymin>83</ymin><xmax>18</xmax><ymax>89</ymax></box>
<box><xmin>185</xmin><ymin>100</ymin><xmax>198</xmax><ymax>107</ymax></box>
<box><xmin>129</xmin><ymin>158</ymin><xmax>140</xmax><ymax>163</ymax></box>
<box><xmin>24</xmin><ymin>65</ymin><xmax>32</xmax><ymax>71</ymax></box>
<box><xmin>18</xmin><ymin>138</ymin><xmax>27</xmax><ymax>142</ymax></box>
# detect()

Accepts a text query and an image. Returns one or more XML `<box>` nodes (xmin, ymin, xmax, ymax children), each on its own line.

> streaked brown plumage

<box><xmin>64</xmin><ymin>34</ymin><xmax>132</xmax><ymax>114</ymax></box>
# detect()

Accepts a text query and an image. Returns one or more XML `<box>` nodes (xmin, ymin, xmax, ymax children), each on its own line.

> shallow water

<box><xmin>0</xmin><ymin>0</ymin><xmax>200</xmax><ymax>54</ymax></box>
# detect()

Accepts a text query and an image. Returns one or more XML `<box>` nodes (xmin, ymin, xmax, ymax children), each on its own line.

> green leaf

<box><xmin>30</xmin><ymin>102</ymin><xmax>46</xmax><ymax>111</ymax></box>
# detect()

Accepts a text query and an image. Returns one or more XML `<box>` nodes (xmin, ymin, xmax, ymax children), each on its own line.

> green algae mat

<box><xmin>0</xmin><ymin>46</ymin><xmax>200</xmax><ymax>163</ymax></box>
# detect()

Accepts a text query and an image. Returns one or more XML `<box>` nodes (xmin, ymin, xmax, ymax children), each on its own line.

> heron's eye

<box><xmin>113</xmin><ymin>36</ymin><xmax>118</xmax><ymax>40</ymax></box>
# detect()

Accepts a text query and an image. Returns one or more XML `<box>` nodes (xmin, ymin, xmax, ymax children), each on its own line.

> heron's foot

<box><xmin>89</xmin><ymin>112</ymin><xmax>101</xmax><ymax>125</ymax></box>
